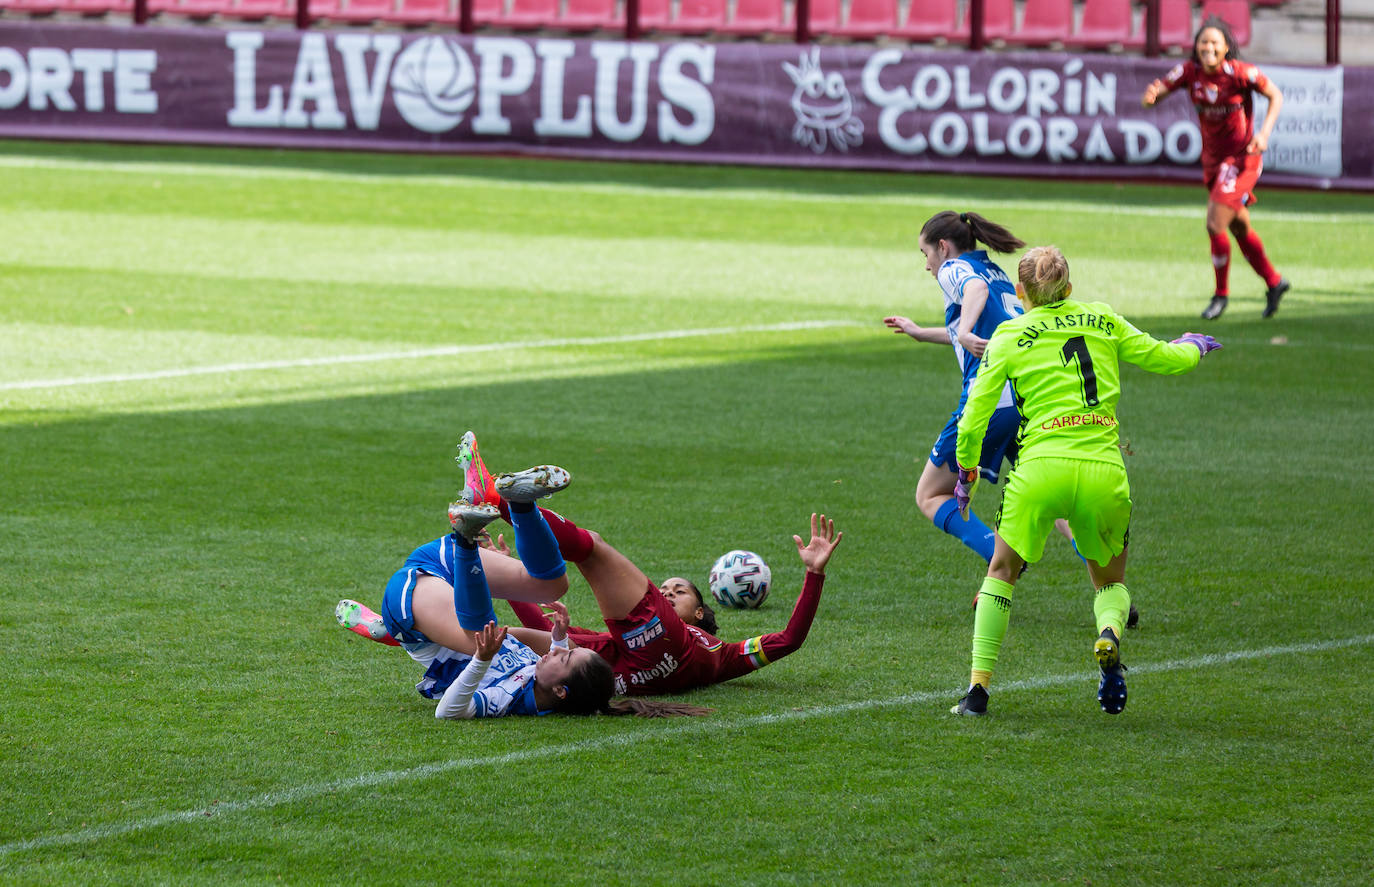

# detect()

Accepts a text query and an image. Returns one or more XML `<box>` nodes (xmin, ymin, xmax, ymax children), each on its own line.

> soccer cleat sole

<box><xmin>448</xmin><ymin>501</ymin><xmax>501</xmax><ymax>542</ymax></box>
<box><xmin>336</xmin><ymin>599</ymin><xmax>389</xmax><ymax>642</ymax></box>
<box><xmin>1094</xmin><ymin>635</ymin><xmax>1127</xmax><ymax>714</ymax></box>
<box><xmin>1098</xmin><ymin>667</ymin><xmax>1128</xmax><ymax>715</ymax></box>
<box><xmin>495</xmin><ymin>465</ymin><xmax>571</xmax><ymax>503</ymax></box>
<box><xmin>455</xmin><ymin>431</ymin><xmax>501</xmax><ymax>506</ymax></box>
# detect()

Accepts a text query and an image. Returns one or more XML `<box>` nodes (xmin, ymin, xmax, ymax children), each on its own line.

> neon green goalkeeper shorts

<box><xmin>995</xmin><ymin>456</ymin><xmax>1132</xmax><ymax>566</ymax></box>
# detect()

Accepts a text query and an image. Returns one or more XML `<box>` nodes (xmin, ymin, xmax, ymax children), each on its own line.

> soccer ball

<box><xmin>708</xmin><ymin>550</ymin><xmax>771</xmax><ymax>609</ymax></box>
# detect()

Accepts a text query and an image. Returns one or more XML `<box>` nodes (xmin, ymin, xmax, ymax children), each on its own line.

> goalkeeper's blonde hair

<box><xmin>1018</xmin><ymin>245</ymin><xmax>1071</xmax><ymax>306</ymax></box>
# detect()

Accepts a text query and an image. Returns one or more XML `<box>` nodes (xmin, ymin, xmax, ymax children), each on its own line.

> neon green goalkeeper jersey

<box><xmin>956</xmin><ymin>298</ymin><xmax>1201</xmax><ymax>468</ymax></box>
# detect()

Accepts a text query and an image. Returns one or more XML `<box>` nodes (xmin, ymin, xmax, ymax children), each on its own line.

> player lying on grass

<box><xmin>884</xmin><ymin>210</ymin><xmax>1138</xmax><ymax>628</ymax></box>
<box><xmin>339</xmin><ymin>433</ymin><xmax>842</xmax><ymax>697</ymax></box>
<box><xmin>949</xmin><ymin>246</ymin><xmax>1221</xmax><ymax>717</ymax></box>
<box><xmin>359</xmin><ymin>458</ymin><xmax>707</xmax><ymax>718</ymax></box>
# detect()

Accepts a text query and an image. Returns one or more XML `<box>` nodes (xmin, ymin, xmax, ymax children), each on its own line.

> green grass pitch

<box><xmin>1</xmin><ymin>139</ymin><xmax>1372</xmax><ymax>885</ymax></box>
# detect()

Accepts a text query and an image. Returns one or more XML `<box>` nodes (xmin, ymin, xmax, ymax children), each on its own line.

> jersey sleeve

<box><xmin>1239</xmin><ymin>61</ymin><xmax>1271</xmax><ymax>94</ymax></box>
<box><xmin>709</xmin><ymin>571</ymin><xmax>826</xmax><ymax>684</ymax></box>
<box><xmin>1159</xmin><ymin>60</ymin><xmax>1191</xmax><ymax>94</ymax></box>
<box><xmin>1107</xmin><ymin>308</ymin><xmax>1202</xmax><ymax>375</ymax></box>
<box><xmin>955</xmin><ymin>333</ymin><xmax>1012</xmax><ymax>468</ymax></box>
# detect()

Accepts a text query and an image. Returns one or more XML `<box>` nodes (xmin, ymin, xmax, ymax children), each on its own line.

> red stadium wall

<box><xmin>1</xmin><ymin>21</ymin><xmax>1370</xmax><ymax>188</ymax></box>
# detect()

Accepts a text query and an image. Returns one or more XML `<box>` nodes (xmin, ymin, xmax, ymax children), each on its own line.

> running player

<box><xmin>883</xmin><ymin>211</ymin><xmax>1028</xmax><ymax>563</ymax></box>
<box><xmin>884</xmin><ymin>213</ymin><xmax>1131</xmax><ymax>621</ymax></box>
<box><xmin>948</xmin><ymin>246</ymin><xmax>1221</xmax><ymax>717</ymax></box>
<box><xmin>1141</xmin><ymin>17</ymin><xmax>1289</xmax><ymax>320</ymax></box>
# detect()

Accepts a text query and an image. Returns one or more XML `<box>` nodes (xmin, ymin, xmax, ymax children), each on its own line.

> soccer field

<box><xmin>2</xmin><ymin>140</ymin><xmax>1372</xmax><ymax>885</ymax></box>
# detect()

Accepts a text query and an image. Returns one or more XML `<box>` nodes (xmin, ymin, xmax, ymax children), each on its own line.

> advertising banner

<box><xmin>2</xmin><ymin>21</ymin><xmax>1371</xmax><ymax>188</ymax></box>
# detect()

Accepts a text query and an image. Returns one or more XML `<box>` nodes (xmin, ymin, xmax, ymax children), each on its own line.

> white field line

<box><xmin>0</xmin><ymin>320</ymin><xmax>864</xmax><ymax>392</ymax></box>
<box><xmin>0</xmin><ymin>154</ymin><xmax>1363</xmax><ymax>224</ymax></box>
<box><xmin>3</xmin><ymin>632</ymin><xmax>1369</xmax><ymax>858</ymax></box>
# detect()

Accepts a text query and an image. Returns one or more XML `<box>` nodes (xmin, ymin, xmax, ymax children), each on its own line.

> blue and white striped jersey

<box><xmin>413</xmin><ymin>635</ymin><xmax>547</xmax><ymax>718</ymax></box>
<box><xmin>936</xmin><ymin>249</ymin><xmax>1023</xmax><ymax>400</ymax></box>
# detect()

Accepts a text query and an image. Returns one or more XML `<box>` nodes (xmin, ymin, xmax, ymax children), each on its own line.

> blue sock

<box><xmin>508</xmin><ymin>503</ymin><xmax>567</xmax><ymax>580</ymax></box>
<box><xmin>452</xmin><ymin>540</ymin><xmax>498</xmax><ymax>631</ymax></box>
<box><xmin>933</xmin><ymin>498</ymin><xmax>996</xmax><ymax>562</ymax></box>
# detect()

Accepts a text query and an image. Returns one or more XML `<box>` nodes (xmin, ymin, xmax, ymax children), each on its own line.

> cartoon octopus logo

<box><xmin>782</xmin><ymin>47</ymin><xmax>863</xmax><ymax>154</ymax></box>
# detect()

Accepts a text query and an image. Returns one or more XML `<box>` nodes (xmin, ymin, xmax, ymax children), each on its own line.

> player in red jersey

<box><xmin>339</xmin><ymin>434</ymin><xmax>843</xmax><ymax>697</ymax></box>
<box><xmin>500</xmin><ymin>511</ymin><xmax>840</xmax><ymax>696</ymax></box>
<box><xmin>1141</xmin><ymin>17</ymin><xmax>1290</xmax><ymax>320</ymax></box>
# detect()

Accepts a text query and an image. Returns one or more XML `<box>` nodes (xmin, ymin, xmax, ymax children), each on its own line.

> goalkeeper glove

<box><xmin>1171</xmin><ymin>332</ymin><xmax>1222</xmax><ymax>355</ymax></box>
<box><xmin>955</xmin><ymin>464</ymin><xmax>979</xmax><ymax>518</ymax></box>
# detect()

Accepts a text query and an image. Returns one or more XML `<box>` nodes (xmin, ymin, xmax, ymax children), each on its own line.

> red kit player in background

<box><xmin>1142</xmin><ymin>17</ymin><xmax>1290</xmax><ymax>321</ymax></box>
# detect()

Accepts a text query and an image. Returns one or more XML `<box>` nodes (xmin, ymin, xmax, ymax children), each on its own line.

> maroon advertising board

<box><xmin>2</xmin><ymin>21</ymin><xmax>1370</xmax><ymax>188</ymax></box>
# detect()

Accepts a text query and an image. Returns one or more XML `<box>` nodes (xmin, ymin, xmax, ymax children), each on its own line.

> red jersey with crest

<box><xmin>1160</xmin><ymin>59</ymin><xmax>1271</xmax><ymax>171</ymax></box>
<box><xmin>507</xmin><ymin>573</ymin><xmax>824</xmax><ymax>696</ymax></box>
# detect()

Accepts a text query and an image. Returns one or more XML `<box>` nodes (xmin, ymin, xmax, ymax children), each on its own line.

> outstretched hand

<box><xmin>884</xmin><ymin>315</ymin><xmax>922</xmax><ymax>338</ymax></box>
<box><xmin>794</xmin><ymin>513</ymin><xmax>843</xmax><ymax>576</ymax></box>
<box><xmin>477</xmin><ymin>530</ymin><xmax>513</xmax><ymax>557</ymax></box>
<box><xmin>473</xmin><ymin>621</ymin><xmax>507</xmax><ymax>659</ymax></box>
<box><xmin>540</xmin><ymin>600</ymin><xmax>571</xmax><ymax>642</ymax></box>
<box><xmin>1172</xmin><ymin>332</ymin><xmax>1223</xmax><ymax>356</ymax></box>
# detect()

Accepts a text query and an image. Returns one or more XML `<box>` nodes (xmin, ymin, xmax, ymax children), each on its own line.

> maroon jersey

<box><xmin>1160</xmin><ymin>59</ymin><xmax>1271</xmax><ymax>170</ymax></box>
<box><xmin>508</xmin><ymin>573</ymin><xmax>825</xmax><ymax>696</ymax></box>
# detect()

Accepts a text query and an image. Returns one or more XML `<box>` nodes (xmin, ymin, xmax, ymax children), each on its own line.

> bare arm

<box><xmin>1249</xmin><ymin>78</ymin><xmax>1283</xmax><ymax>154</ymax></box>
<box><xmin>954</xmin><ymin>279</ymin><xmax>991</xmax><ymax>359</ymax></box>
<box><xmin>1141</xmin><ymin>78</ymin><xmax>1170</xmax><ymax>107</ymax></box>
<box><xmin>884</xmin><ymin>316</ymin><xmax>951</xmax><ymax>345</ymax></box>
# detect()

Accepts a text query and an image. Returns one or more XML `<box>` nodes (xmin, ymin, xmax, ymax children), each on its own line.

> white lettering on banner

<box><xmin>222</xmin><ymin>31</ymin><xmax>715</xmax><ymax>145</ymax></box>
<box><xmin>227</xmin><ymin>32</ymin><xmax>284</xmax><ymax>126</ymax></box>
<box><xmin>591</xmin><ymin>42</ymin><xmax>657</xmax><ymax>142</ymax></box>
<box><xmin>862</xmin><ymin>51</ymin><xmax>1148</xmax><ymax>164</ymax></box>
<box><xmin>534</xmin><ymin>39</ymin><xmax>591</xmax><ymax>137</ymax></box>
<box><xmin>335</xmin><ymin>33</ymin><xmax>401</xmax><ymax>131</ymax></box>
<box><xmin>657</xmin><ymin>43</ymin><xmax>713</xmax><ymax>145</ymax></box>
<box><xmin>0</xmin><ymin>46</ymin><xmax>155</xmax><ymax>113</ymax></box>
<box><xmin>472</xmin><ymin>36</ymin><xmax>535</xmax><ymax>135</ymax></box>
<box><xmin>1254</xmin><ymin>65</ymin><xmax>1343</xmax><ymax>178</ymax></box>
<box><xmin>284</xmin><ymin>33</ymin><xmax>344</xmax><ymax>129</ymax></box>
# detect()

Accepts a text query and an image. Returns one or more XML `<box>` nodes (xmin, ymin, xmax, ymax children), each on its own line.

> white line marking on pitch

<box><xmin>0</xmin><ymin>320</ymin><xmax>863</xmax><ymax>392</ymax></box>
<box><xmin>3</xmin><ymin>632</ymin><xmax>1369</xmax><ymax>857</ymax></box>
<box><xmin>0</xmin><ymin>155</ymin><xmax>1362</xmax><ymax>224</ymax></box>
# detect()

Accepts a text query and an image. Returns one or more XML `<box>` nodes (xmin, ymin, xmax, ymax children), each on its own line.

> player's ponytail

<box><xmin>920</xmin><ymin>211</ymin><xmax>1027</xmax><ymax>255</ymax></box>
<box><xmin>605</xmin><ymin>699</ymin><xmax>715</xmax><ymax>717</ymax></box>
<box><xmin>1017</xmin><ymin>246</ymin><xmax>1072</xmax><ymax>306</ymax></box>
<box><xmin>554</xmin><ymin>654</ymin><xmax>713</xmax><ymax>717</ymax></box>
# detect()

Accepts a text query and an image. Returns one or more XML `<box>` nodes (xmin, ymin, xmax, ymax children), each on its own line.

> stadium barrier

<box><xmin>0</xmin><ymin>22</ymin><xmax>1367</xmax><ymax>188</ymax></box>
<box><xmin>0</xmin><ymin>0</ymin><xmax>1335</xmax><ymax>61</ymax></box>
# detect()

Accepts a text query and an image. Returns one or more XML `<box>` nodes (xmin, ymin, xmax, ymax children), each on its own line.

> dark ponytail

<box><xmin>920</xmin><ymin>211</ymin><xmax>1026</xmax><ymax>254</ymax></box>
<box><xmin>555</xmin><ymin>654</ymin><xmax>713</xmax><ymax>718</ymax></box>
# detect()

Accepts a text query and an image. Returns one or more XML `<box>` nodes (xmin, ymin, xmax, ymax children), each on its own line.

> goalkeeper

<box><xmin>949</xmin><ymin>246</ymin><xmax>1221</xmax><ymax>717</ymax></box>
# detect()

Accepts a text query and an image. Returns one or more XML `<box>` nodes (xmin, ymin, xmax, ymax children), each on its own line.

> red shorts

<box><xmin>1204</xmin><ymin>152</ymin><xmax>1263</xmax><ymax>210</ymax></box>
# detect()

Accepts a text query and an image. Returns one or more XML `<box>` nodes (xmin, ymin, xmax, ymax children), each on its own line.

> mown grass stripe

<box><xmin>4</xmin><ymin>632</ymin><xmax>1367</xmax><ymax>858</ymax></box>
<box><xmin>0</xmin><ymin>320</ymin><xmax>863</xmax><ymax>391</ymax></box>
<box><xmin>0</xmin><ymin>155</ymin><xmax>1361</xmax><ymax>223</ymax></box>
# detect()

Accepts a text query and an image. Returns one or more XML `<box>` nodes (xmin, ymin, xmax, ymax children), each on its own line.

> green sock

<box><xmin>971</xmin><ymin>576</ymin><xmax>1015</xmax><ymax>680</ymax></box>
<box><xmin>1094</xmin><ymin>582</ymin><xmax>1130</xmax><ymax>639</ymax></box>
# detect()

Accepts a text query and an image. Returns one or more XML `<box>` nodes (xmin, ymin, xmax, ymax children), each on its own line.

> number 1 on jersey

<box><xmin>1061</xmin><ymin>336</ymin><xmax>1100</xmax><ymax>407</ymax></box>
